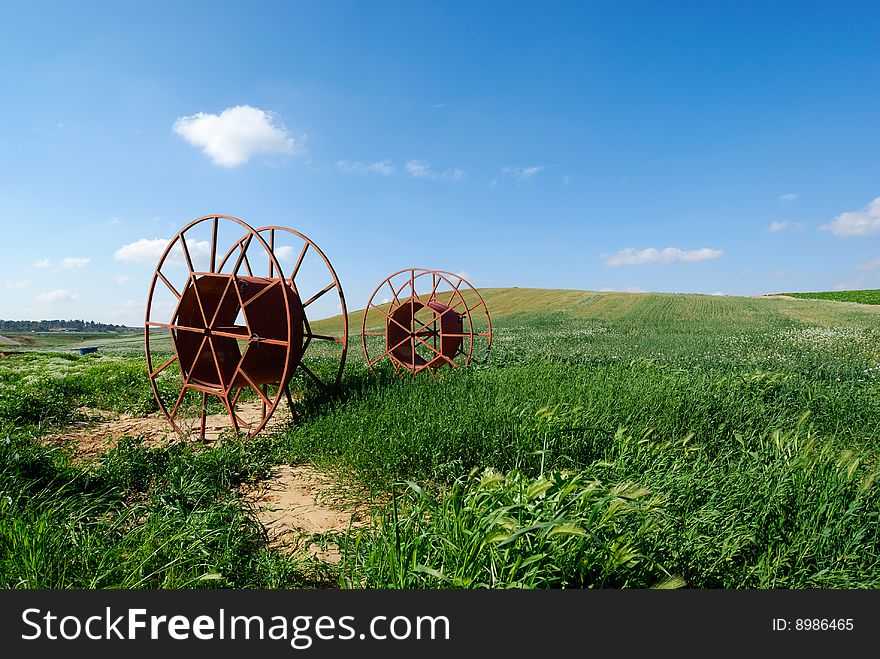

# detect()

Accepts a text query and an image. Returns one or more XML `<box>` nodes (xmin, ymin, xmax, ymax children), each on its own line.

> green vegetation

<box><xmin>2</xmin><ymin>289</ymin><xmax>880</xmax><ymax>588</ymax></box>
<box><xmin>0</xmin><ymin>318</ymin><xmax>129</xmax><ymax>333</ymax></box>
<box><xmin>780</xmin><ymin>289</ymin><xmax>880</xmax><ymax>305</ymax></box>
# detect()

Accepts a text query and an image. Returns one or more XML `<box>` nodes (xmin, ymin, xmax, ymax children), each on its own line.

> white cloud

<box><xmin>115</xmin><ymin>275</ymin><xmax>133</xmax><ymax>285</ymax></box>
<box><xmin>62</xmin><ymin>257</ymin><xmax>90</xmax><ymax>268</ymax></box>
<box><xmin>114</xmin><ymin>238</ymin><xmax>210</xmax><ymax>265</ymax></box>
<box><xmin>335</xmin><ymin>159</ymin><xmax>395</xmax><ymax>176</ymax></box>
<box><xmin>493</xmin><ymin>165</ymin><xmax>544</xmax><ymax>186</ymax></box>
<box><xmin>562</xmin><ymin>176</ymin><xmax>572</xmax><ymax>186</ymax></box>
<box><xmin>172</xmin><ymin>105</ymin><xmax>301</xmax><ymax>167</ymax></box>
<box><xmin>107</xmin><ymin>216</ymin><xmax>122</xmax><ymax>225</ymax></box>
<box><xmin>114</xmin><ymin>238</ymin><xmax>168</xmax><ymax>263</ymax></box>
<box><xmin>819</xmin><ymin>197</ymin><xmax>880</xmax><ymax>236</ymax></box>
<box><xmin>768</xmin><ymin>221</ymin><xmax>790</xmax><ymax>232</ymax></box>
<box><xmin>604</xmin><ymin>247</ymin><xmax>723</xmax><ymax>266</ymax></box>
<box><xmin>856</xmin><ymin>258</ymin><xmax>880</xmax><ymax>271</ymax></box>
<box><xmin>710</xmin><ymin>291</ymin><xmax>725</xmax><ymax>296</ymax></box>
<box><xmin>6</xmin><ymin>279</ymin><xmax>30</xmax><ymax>289</ymax></box>
<box><xmin>405</xmin><ymin>160</ymin><xmax>466</xmax><ymax>181</ymax></box>
<box><xmin>778</xmin><ymin>193</ymin><xmax>798</xmax><ymax>204</ymax></box>
<box><xmin>36</xmin><ymin>289</ymin><xmax>79</xmax><ymax>303</ymax></box>
<box><xmin>598</xmin><ymin>286</ymin><xmax>646</xmax><ymax>293</ymax></box>
<box><xmin>833</xmin><ymin>278</ymin><xmax>869</xmax><ymax>291</ymax></box>
<box><xmin>33</xmin><ymin>258</ymin><xmax>52</xmax><ymax>269</ymax></box>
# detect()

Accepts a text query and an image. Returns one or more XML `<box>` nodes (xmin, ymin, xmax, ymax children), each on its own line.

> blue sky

<box><xmin>1</xmin><ymin>0</ymin><xmax>878</xmax><ymax>326</ymax></box>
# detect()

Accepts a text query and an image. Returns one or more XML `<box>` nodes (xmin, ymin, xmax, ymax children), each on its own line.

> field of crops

<box><xmin>780</xmin><ymin>289</ymin><xmax>880</xmax><ymax>305</ymax></box>
<box><xmin>2</xmin><ymin>289</ymin><xmax>880</xmax><ymax>588</ymax></box>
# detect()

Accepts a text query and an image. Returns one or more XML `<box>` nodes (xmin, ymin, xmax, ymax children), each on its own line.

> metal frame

<box><xmin>145</xmin><ymin>215</ymin><xmax>347</xmax><ymax>440</ymax></box>
<box><xmin>361</xmin><ymin>268</ymin><xmax>492</xmax><ymax>377</ymax></box>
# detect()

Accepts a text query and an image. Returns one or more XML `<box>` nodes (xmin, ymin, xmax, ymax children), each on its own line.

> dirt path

<box><xmin>45</xmin><ymin>403</ymin><xmax>366</xmax><ymax>563</ymax></box>
<box><xmin>241</xmin><ymin>465</ymin><xmax>367</xmax><ymax>562</ymax></box>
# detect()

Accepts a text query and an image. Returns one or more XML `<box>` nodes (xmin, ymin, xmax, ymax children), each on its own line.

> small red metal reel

<box><xmin>361</xmin><ymin>268</ymin><xmax>492</xmax><ymax>376</ymax></box>
<box><xmin>144</xmin><ymin>215</ymin><xmax>347</xmax><ymax>440</ymax></box>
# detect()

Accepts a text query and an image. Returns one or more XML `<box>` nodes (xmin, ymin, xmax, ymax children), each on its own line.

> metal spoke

<box><xmin>207</xmin><ymin>337</ymin><xmax>227</xmax><ymax>392</ymax></box>
<box><xmin>209</xmin><ymin>276</ymin><xmax>234</xmax><ymax>327</ymax></box>
<box><xmin>413</xmin><ymin>332</ymin><xmax>458</xmax><ymax>368</ymax></box>
<box><xmin>302</xmin><ymin>281</ymin><xmax>336</xmax><ymax>308</ymax></box>
<box><xmin>369</xmin><ymin>301</ymin><xmax>412</xmax><ymax>335</ymax></box>
<box><xmin>199</xmin><ymin>391</ymin><xmax>207</xmax><ymax>441</ymax></box>
<box><xmin>149</xmin><ymin>354</ymin><xmax>178</xmax><ymax>378</ymax></box>
<box><xmin>221</xmin><ymin>395</ymin><xmax>241</xmax><ymax>438</ymax></box>
<box><xmin>268</xmin><ymin>228</ymin><xmax>275</xmax><ymax>278</ymax></box>
<box><xmin>298</xmin><ymin>362</ymin><xmax>331</xmax><ymax>396</ymax></box>
<box><xmin>231</xmin><ymin>234</ymin><xmax>253</xmax><ymax>278</ymax></box>
<box><xmin>179</xmin><ymin>235</ymin><xmax>196</xmax><ymax>274</ymax></box>
<box><xmin>157</xmin><ymin>271</ymin><xmax>181</xmax><ymax>300</ymax></box>
<box><xmin>242</xmin><ymin>279</ymin><xmax>279</xmax><ymax>307</ymax></box>
<box><xmin>368</xmin><ymin>333</ymin><xmax>412</xmax><ymax>366</ymax></box>
<box><xmin>290</xmin><ymin>242</ymin><xmax>309</xmax><ymax>283</ymax></box>
<box><xmin>188</xmin><ymin>273</ymin><xmax>209</xmax><ymax>326</ymax></box>
<box><xmin>239</xmin><ymin>369</ymin><xmax>272</xmax><ymax>408</ymax></box>
<box><xmin>242</xmin><ymin>252</ymin><xmax>254</xmax><ymax>277</ymax></box>
<box><xmin>169</xmin><ymin>335</ymin><xmax>208</xmax><ymax>421</ymax></box>
<box><xmin>210</xmin><ymin>216</ymin><xmax>218</xmax><ymax>273</ymax></box>
<box><xmin>410</xmin><ymin>273</ymin><xmax>416</xmax><ymax>373</ymax></box>
<box><xmin>307</xmin><ymin>332</ymin><xmax>344</xmax><ymax>343</ymax></box>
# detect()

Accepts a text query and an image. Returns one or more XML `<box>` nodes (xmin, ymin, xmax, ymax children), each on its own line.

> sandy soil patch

<box><xmin>241</xmin><ymin>465</ymin><xmax>368</xmax><ymax>563</ymax></box>
<box><xmin>752</xmin><ymin>294</ymin><xmax>798</xmax><ymax>299</ymax></box>
<box><xmin>45</xmin><ymin>401</ymin><xmax>291</xmax><ymax>461</ymax></box>
<box><xmin>43</xmin><ymin>403</ymin><xmax>367</xmax><ymax>562</ymax></box>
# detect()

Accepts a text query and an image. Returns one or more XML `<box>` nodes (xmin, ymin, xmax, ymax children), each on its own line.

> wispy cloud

<box><xmin>36</xmin><ymin>289</ymin><xmax>80</xmax><ymax>303</ymax></box>
<box><xmin>115</xmin><ymin>275</ymin><xmax>133</xmax><ymax>285</ymax></box>
<box><xmin>768</xmin><ymin>221</ymin><xmax>790</xmax><ymax>232</ymax></box>
<box><xmin>335</xmin><ymin>160</ymin><xmax>395</xmax><ymax>176</ymax></box>
<box><xmin>173</xmin><ymin>105</ymin><xmax>302</xmax><ymax>167</ymax></box>
<box><xmin>114</xmin><ymin>238</ymin><xmax>209</xmax><ymax>265</ymax></box>
<box><xmin>819</xmin><ymin>197</ymin><xmax>880</xmax><ymax>236</ymax></box>
<box><xmin>33</xmin><ymin>258</ymin><xmax>52</xmax><ymax>269</ymax></box>
<box><xmin>598</xmin><ymin>286</ymin><xmax>646</xmax><ymax>293</ymax></box>
<box><xmin>604</xmin><ymin>247</ymin><xmax>723</xmax><ymax>266</ymax></box>
<box><xmin>767</xmin><ymin>220</ymin><xmax>806</xmax><ymax>232</ymax></box>
<box><xmin>492</xmin><ymin>165</ymin><xmax>544</xmax><ymax>187</ymax></box>
<box><xmin>405</xmin><ymin>160</ymin><xmax>466</xmax><ymax>181</ymax></box>
<box><xmin>6</xmin><ymin>280</ymin><xmax>30</xmax><ymax>289</ymax></box>
<box><xmin>62</xmin><ymin>257</ymin><xmax>90</xmax><ymax>268</ymax></box>
<box><xmin>856</xmin><ymin>258</ymin><xmax>880</xmax><ymax>271</ymax></box>
<box><xmin>778</xmin><ymin>193</ymin><xmax>798</xmax><ymax>204</ymax></box>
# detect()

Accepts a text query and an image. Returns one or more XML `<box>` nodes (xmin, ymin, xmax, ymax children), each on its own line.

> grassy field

<box><xmin>779</xmin><ymin>289</ymin><xmax>880</xmax><ymax>305</ymax></box>
<box><xmin>2</xmin><ymin>289</ymin><xmax>879</xmax><ymax>588</ymax></box>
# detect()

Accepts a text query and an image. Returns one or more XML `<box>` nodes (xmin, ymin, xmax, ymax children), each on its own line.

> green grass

<box><xmin>2</xmin><ymin>328</ymin><xmax>143</xmax><ymax>350</ymax></box>
<box><xmin>2</xmin><ymin>288</ymin><xmax>880</xmax><ymax>588</ymax></box>
<box><xmin>780</xmin><ymin>289</ymin><xmax>880</xmax><ymax>305</ymax></box>
<box><xmin>0</xmin><ymin>425</ymin><xmax>327</xmax><ymax>588</ymax></box>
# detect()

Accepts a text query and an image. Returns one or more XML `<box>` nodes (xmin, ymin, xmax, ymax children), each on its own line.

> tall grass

<box><xmin>0</xmin><ymin>426</ymin><xmax>322</xmax><ymax>588</ymax></box>
<box><xmin>3</xmin><ymin>290</ymin><xmax>880</xmax><ymax>588</ymax></box>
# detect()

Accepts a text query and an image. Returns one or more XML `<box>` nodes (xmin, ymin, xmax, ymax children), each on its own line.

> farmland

<box><xmin>779</xmin><ymin>289</ymin><xmax>880</xmax><ymax>306</ymax></box>
<box><xmin>2</xmin><ymin>289</ymin><xmax>880</xmax><ymax>588</ymax></box>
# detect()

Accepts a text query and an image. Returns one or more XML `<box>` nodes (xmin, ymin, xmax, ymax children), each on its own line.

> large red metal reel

<box><xmin>361</xmin><ymin>268</ymin><xmax>492</xmax><ymax>376</ymax></box>
<box><xmin>144</xmin><ymin>215</ymin><xmax>347</xmax><ymax>440</ymax></box>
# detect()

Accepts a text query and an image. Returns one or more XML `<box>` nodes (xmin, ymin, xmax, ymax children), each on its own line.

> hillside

<box><xmin>311</xmin><ymin>286</ymin><xmax>880</xmax><ymax>336</ymax></box>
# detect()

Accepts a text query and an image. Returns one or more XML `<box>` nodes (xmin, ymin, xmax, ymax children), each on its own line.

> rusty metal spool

<box><xmin>362</xmin><ymin>268</ymin><xmax>492</xmax><ymax>376</ymax></box>
<box><xmin>144</xmin><ymin>215</ymin><xmax>347</xmax><ymax>440</ymax></box>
